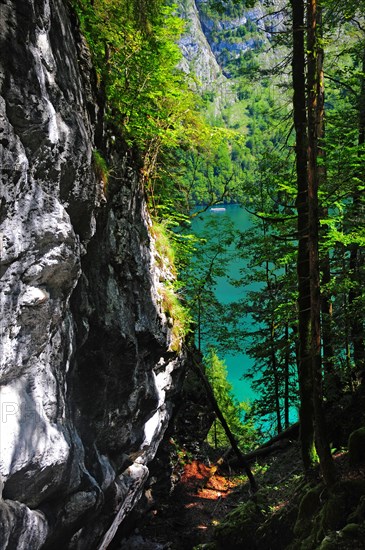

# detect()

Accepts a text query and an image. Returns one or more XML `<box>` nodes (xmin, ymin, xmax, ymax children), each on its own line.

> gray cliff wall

<box><xmin>0</xmin><ymin>0</ymin><xmax>184</xmax><ymax>548</ymax></box>
<box><xmin>178</xmin><ymin>0</ymin><xmax>235</xmax><ymax>112</ymax></box>
<box><xmin>179</xmin><ymin>0</ymin><xmax>224</xmax><ymax>88</ymax></box>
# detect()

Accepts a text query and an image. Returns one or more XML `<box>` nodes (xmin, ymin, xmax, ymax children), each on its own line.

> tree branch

<box><xmin>190</xmin><ymin>356</ymin><xmax>258</xmax><ymax>494</ymax></box>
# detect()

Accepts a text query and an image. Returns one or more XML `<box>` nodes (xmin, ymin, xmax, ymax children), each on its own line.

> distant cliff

<box><xmin>178</xmin><ymin>0</ymin><xmax>235</xmax><ymax>113</ymax></box>
<box><xmin>0</xmin><ymin>0</ymin><xmax>185</xmax><ymax>547</ymax></box>
<box><xmin>179</xmin><ymin>0</ymin><xmax>287</xmax><ymax>81</ymax></box>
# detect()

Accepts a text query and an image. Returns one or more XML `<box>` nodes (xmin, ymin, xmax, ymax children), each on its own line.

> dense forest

<box><xmin>74</xmin><ymin>0</ymin><xmax>365</xmax><ymax>547</ymax></box>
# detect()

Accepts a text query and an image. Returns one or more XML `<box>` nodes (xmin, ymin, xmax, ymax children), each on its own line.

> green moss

<box><xmin>160</xmin><ymin>285</ymin><xmax>191</xmax><ymax>352</ymax></box>
<box><xmin>151</xmin><ymin>221</ymin><xmax>176</xmax><ymax>275</ymax></box>
<box><xmin>257</xmin><ymin>504</ymin><xmax>298</xmax><ymax>550</ymax></box>
<box><xmin>151</xmin><ymin>221</ymin><xmax>192</xmax><ymax>352</ymax></box>
<box><xmin>321</xmin><ymin>493</ymin><xmax>347</xmax><ymax>531</ymax></box>
<box><xmin>341</xmin><ymin>522</ymin><xmax>363</xmax><ymax>537</ymax></box>
<box><xmin>318</xmin><ymin>535</ymin><xmax>338</xmax><ymax>550</ymax></box>
<box><xmin>269</xmin><ymin>478</ymin><xmax>365</xmax><ymax>550</ymax></box>
<box><xmin>321</xmin><ymin>480</ymin><xmax>365</xmax><ymax>532</ymax></box>
<box><xmin>348</xmin><ymin>495</ymin><xmax>365</xmax><ymax>523</ymax></box>
<box><xmin>348</xmin><ymin>427</ymin><xmax>365</xmax><ymax>466</ymax></box>
<box><xmin>317</xmin><ymin>523</ymin><xmax>365</xmax><ymax>549</ymax></box>
<box><xmin>214</xmin><ymin>499</ymin><xmax>266</xmax><ymax>550</ymax></box>
<box><xmin>294</xmin><ymin>485</ymin><xmax>323</xmax><ymax>537</ymax></box>
<box><xmin>92</xmin><ymin>149</ymin><xmax>109</xmax><ymax>191</ymax></box>
<box><xmin>300</xmin><ymin>533</ymin><xmax>320</xmax><ymax>550</ymax></box>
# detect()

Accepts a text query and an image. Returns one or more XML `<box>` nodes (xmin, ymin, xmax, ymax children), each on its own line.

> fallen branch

<box><xmin>243</xmin><ymin>438</ymin><xmax>292</xmax><ymax>461</ymax></box>
<box><xmin>225</xmin><ymin>422</ymin><xmax>299</xmax><ymax>464</ymax></box>
<box><xmin>191</xmin><ymin>358</ymin><xmax>258</xmax><ymax>494</ymax></box>
<box><xmin>260</xmin><ymin>422</ymin><xmax>299</xmax><ymax>449</ymax></box>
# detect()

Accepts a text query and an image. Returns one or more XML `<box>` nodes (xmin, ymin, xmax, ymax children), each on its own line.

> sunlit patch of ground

<box><xmin>125</xmin><ymin>443</ymin><xmax>305</xmax><ymax>548</ymax></box>
<box><xmin>181</xmin><ymin>459</ymin><xmax>241</xmax><ymax>500</ymax></box>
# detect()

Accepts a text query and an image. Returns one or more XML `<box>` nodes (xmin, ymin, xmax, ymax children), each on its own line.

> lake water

<box><xmin>191</xmin><ymin>204</ymin><xmax>258</xmax><ymax>405</ymax></box>
<box><xmin>191</xmin><ymin>204</ymin><xmax>299</xmax><ymax>432</ymax></box>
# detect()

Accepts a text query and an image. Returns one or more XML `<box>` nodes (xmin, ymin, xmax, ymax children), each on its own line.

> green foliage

<box><xmin>168</xmin><ymin>437</ymin><xmax>193</xmax><ymax>468</ymax></box>
<box><xmin>151</xmin><ymin>220</ymin><xmax>193</xmax><ymax>351</ymax></box>
<box><xmin>151</xmin><ymin>220</ymin><xmax>177</xmax><ymax>276</ymax></box>
<box><xmin>235</xmin><ymin>219</ymin><xmax>299</xmax><ymax>434</ymax></box>
<box><xmin>181</xmin><ymin>214</ymin><xmax>237</xmax><ymax>352</ymax></box>
<box><xmin>92</xmin><ymin>149</ymin><xmax>109</xmax><ymax>190</ymax></box>
<box><xmin>203</xmin><ymin>0</ymin><xmax>257</xmax><ymax>21</ymax></box>
<box><xmin>160</xmin><ymin>283</ymin><xmax>192</xmax><ymax>352</ymax></box>
<box><xmin>73</xmin><ymin>0</ymin><xmax>203</xmax><ymax>177</ymax></box>
<box><xmin>214</xmin><ymin>498</ymin><xmax>266</xmax><ymax>548</ymax></box>
<box><xmin>172</xmin><ymin>130</ymin><xmax>246</xmax><ymax>207</ymax></box>
<box><xmin>204</xmin><ymin>349</ymin><xmax>257</xmax><ymax>451</ymax></box>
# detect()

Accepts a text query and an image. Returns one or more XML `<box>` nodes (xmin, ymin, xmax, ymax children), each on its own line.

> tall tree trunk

<box><xmin>291</xmin><ymin>0</ymin><xmax>316</xmax><ymax>472</ymax></box>
<box><xmin>342</xmin><ymin>250</ymin><xmax>354</xmax><ymax>388</ymax></box>
<box><xmin>270</xmin><ymin>318</ymin><xmax>283</xmax><ymax>434</ymax></box>
<box><xmin>284</xmin><ymin>319</ymin><xmax>290</xmax><ymax>429</ymax></box>
<box><xmin>349</xmin><ymin>45</ymin><xmax>365</xmax><ymax>387</ymax></box>
<box><xmin>307</xmin><ymin>0</ymin><xmax>335</xmax><ymax>485</ymax></box>
<box><xmin>321</xmin><ymin>246</ymin><xmax>341</xmax><ymax>399</ymax></box>
<box><xmin>317</xmin><ymin>37</ymin><xmax>337</xmax><ymax>398</ymax></box>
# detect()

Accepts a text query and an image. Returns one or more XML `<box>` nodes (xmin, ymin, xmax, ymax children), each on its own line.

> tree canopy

<box><xmin>74</xmin><ymin>0</ymin><xmax>365</xmax><ymax>483</ymax></box>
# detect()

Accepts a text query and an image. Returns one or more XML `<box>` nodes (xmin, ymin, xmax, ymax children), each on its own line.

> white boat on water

<box><xmin>210</xmin><ymin>207</ymin><xmax>226</xmax><ymax>213</ymax></box>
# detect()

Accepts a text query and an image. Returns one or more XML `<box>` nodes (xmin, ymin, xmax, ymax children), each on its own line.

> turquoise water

<box><xmin>191</xmin><ymin>204</ymin><xmax>299</xmax><ymax>431</ymax></box>
<box><xmin>191</xmin><ymin>204</ymin><xmax>258</xmax><ymax>405</ymax></box>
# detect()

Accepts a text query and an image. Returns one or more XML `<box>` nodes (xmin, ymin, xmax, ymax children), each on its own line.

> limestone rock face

<box><xmin>0</xmin><ymin>0</ymin><xmax>184</xmax><ymax>547</ymax></box>
<box><xmin>190</xmin><ymin>0</ymin><xmax>288</xmax><ymax>77</ymax></box>
<box><xmin>179</xmin><ymin>0</ymin><xmax>225</xmax><ymax>88</ymax></box>
<box><xmin>178</xmin><ymin>0</ymin><xmax>234</xmax><ymax>112</ymax></box>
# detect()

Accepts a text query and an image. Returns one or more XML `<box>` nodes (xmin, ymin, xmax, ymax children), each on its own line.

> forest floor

<box><xmin>120</xmin><ymin>442</ymin><xmax>304</xmax><ymax>549</ymax></box>
<box><xmin>119</xmin><ymin>441</ymin><xmax>365</xmax><ymax>550</ymax></box>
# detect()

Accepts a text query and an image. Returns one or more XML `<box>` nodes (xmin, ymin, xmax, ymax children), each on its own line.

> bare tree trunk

<box><xmin>317</xmin><ymin>48</ymin><xmax>338</xmax><ymax>398</ymax></box>
<box><xmin>307</xmin><ymin>0</ymin><xmax>335</xmax><ymax>484</ymax></box>
<box><xmin>291</xmin><ymin>0</ymin><xmax>316</xmax><ymax>472</ymax></box>
<box><xmin>270</xmin><ymin>318</ymin><xmax>283</xmax><ymax>434</ymax></box>
<box><xmin>349</xmin><ymin>46</ymin><xmax>365</xmax><ymax>388</ymax></box>
<box><xmin>284</xmin><ymin>320</ymin><xmax>290</xmax><ymax>429</ymax></box>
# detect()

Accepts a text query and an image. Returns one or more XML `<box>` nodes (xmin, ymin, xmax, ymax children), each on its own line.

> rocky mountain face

<box><xmin>180</xmin><ymin>0</ymin><xmax>287</xmax><ymax>83</ymax></box>
<box><xmin>178</xmin><ymin>0</ymin><xmax>235</xmax><ymax>112</ymax></box>
<box><xmin>179</xmin><ymin>0</ymin><xmax>227</xmax><ymax>89</ymax></box>
<box><xmin>0</xmin><ymin>0</ymin><xmax>185</xmax><ymax>547</ymax></box>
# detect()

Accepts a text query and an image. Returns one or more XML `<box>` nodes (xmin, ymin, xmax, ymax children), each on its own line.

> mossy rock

<box><xmin>321</xmin><ymin>479</ymin><xmax>365</xmax><ymax>548</ymax></box>
<box><xmin>348</xmin><ymin>495</ymin><xmax>365</xmax><ymax>523</ymax></box>
<box><xmin>341</xmin><ymin>522</ymin><xmax>364</xmax><ymax>538</ymax></box>
<box><xmin>318</xmin><ymin>534</ymin><xmax>340</xmax><ymax>550</ymax></box>
<box><xmin>321</xmin><ymin>479</ymin><xmax>365</xmax><ymax>532</ymax></box>
<box><xmin>256</xmin><ymin>504</ymin><xmax>298</xmax><ymax>550</ymax></box>
<box><xmin>294</xmin><ymin>485</ymin><xmax>323</xmax><ymax>537</ymax></box>
<box><xmin>289</xmin><ymin>480</ymin><xmax>365</xmax><ymax>550</ymax></box>
<box><xmin>317</xmin><ymin>522</ymin><xmax>365</xmax><ymax>549</ymax></box>
<box><xmin>348</xmin><ymin>427</ymin><xmax>365</xmax><ymax>466</ymax></box>
<box><xmin>321</xmin><ymin>492</ymin><xmax>347</xmax><ymax>531</ymax></box>
<box><xmin>214</xmin><ymin>499</ymin><xmax>266</xmax><ymax>550</ymax></box>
